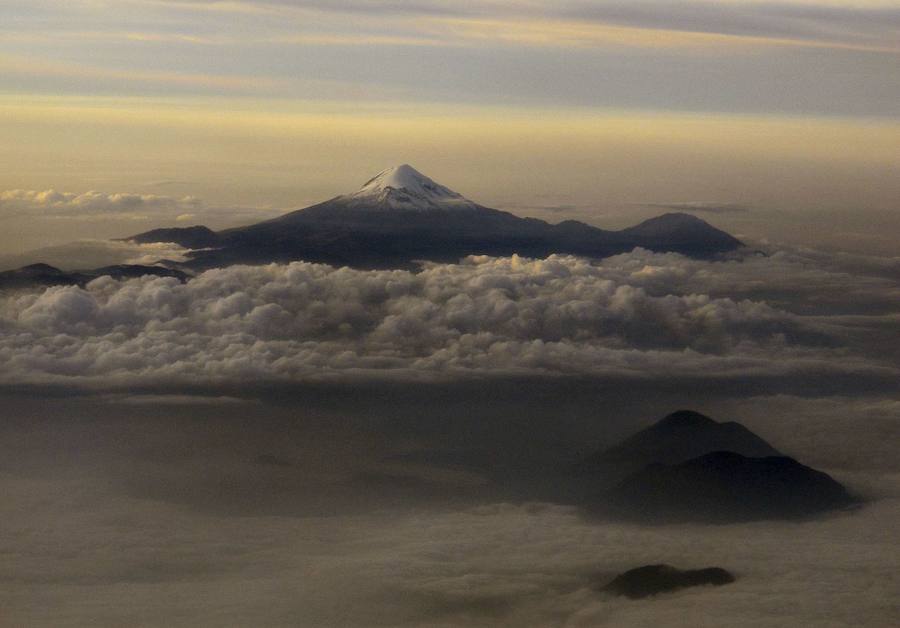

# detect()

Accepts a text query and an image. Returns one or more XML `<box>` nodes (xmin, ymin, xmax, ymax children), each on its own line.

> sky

<box><xmin>1</xmin><ymin>0</ymin><xmax>899</xmax><ymax>255</ymax></box>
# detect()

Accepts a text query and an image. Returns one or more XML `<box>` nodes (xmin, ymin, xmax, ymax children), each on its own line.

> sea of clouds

<box><xmin>1</xmin><ymin>248</ymin><xmax>898</xmax><ymax>391</ymax></box>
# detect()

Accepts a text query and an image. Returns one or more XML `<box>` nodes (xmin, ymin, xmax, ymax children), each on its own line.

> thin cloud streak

<box><xmin>8</xmin><ymin>0</ymin><xmax>900</xmax><ymax>55</ymax></box>
<box><xmin>0</xmin><ymin>55</ymin><xmax>286</xmax><ymax>92</ymax></box>
<box><xmin>3</xmin><ymin>1</ymin><xmax>898</xmax><ymax>120</ymax></box>
<box><xmin>422</xmin><ymin>15</ymin><xmax>900</xmax><ymax>54</ymax></box>
<box><xmin>129</xmin><ymin>0</ymin><xmax>900</xmax><ymax>53</ymax></box>
<box><xmin>641</xmin><ymin>202</ymin><xmax>751</xmax><ymax>215</ymax></box>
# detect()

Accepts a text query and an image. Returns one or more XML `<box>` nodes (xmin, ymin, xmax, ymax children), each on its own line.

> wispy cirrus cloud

<box><xmin>6</xmin><ymin>1</ymin><xmax>899</xmax><ymax>54</ymax></box>
<box><xmin>0</xmin><ymin>54</ymin><xmax>285</xmax><ymax>92</ymax></box>
<box><xmin>3</xmin><ymin>0</ymin><xmax>898</xmax><ymax>119</ymax></box>
<box><xmin>130</xmin><ymin>0</ymin><xmax>900</xmax><ymax>53</ymax></box>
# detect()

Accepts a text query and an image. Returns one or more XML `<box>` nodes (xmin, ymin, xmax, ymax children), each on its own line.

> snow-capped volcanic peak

<box><xmin>345</xmin><ymin>164</ymin><xmax>477</xmax><ymax>210</ymax></box>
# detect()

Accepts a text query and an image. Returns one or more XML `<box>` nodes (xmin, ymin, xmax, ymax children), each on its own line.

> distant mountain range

<box><xmin>0</xmin><ymin>263</ymin><xmax>187</xmax><ymax>290</ymax></box>
<box><xmin>0</xmin><ymin>165</ymin><xmax>745</xmax><ymax>289</ymax></box>
<box><xmin>581</xmin><ymin>410</ymin><xmax>858</xmax><ymax>522</ymax></box>
<box><xmin>128</xmin><ymin>164</ymin><xmax>744</xmax><ymax>271</ymax></box>
<box><xmin>580</xmin><ymin>409</ymin><xmax>781</xmax><ymax>482</ymax></box>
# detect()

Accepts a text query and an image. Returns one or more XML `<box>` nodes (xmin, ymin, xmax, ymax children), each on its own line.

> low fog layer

<box><xmin>0</xmin><ymin>392</ymin><xmax>897</xmax><ymax>627</ymax></box>
<box><xmin>0</xmin><ymin>239</ymin><xmax>191</xmax><ymax>272</ymax></box>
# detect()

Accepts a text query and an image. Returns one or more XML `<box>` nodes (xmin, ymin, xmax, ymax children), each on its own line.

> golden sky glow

<box><xmin>1</xmin><ymin>1</ymin><xmax>898</xmax><ymax>254</ymax></box>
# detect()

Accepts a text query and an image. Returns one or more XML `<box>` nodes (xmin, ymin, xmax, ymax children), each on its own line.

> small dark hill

<box><xmin>0</xmin><ymin>264</ymin><xmax>188</xmax><ymax>290</ymax></box>
<box><xmin>599</xmin><ymin>564</ymin><xmax>735</xmax><ymax>599</ymax></box>
<box><xmin>0</xmin><ymin>264</ymin><xmax>90</xmax><ymax>290</ymax></box>
<box><xmin>623</xmin><ymin>212</ymin><xmax>743</xmax><ymax>257</ymax></box>
<box><xmin>127</xmin><ymin>225</ymin><xmax>221</xmax><ymax>249</ymax></box>
<box><xmin>602</xmin><ymin>451</ymin><xmax>857</xmax><ymax>523</ymax></box>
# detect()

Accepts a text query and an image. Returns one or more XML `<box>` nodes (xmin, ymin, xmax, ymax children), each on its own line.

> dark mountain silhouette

<box><xmin>601</xmin><ymin>451</ymin><xmax>857</xmax><ymax>523</ymax></box>
<box><xmin>89</xmin><ymin>265</ymin><xmax>188</xmax><ymax>281</ymax></box>
<box><xmin>580</xmin><ymin>410</ymin><xmax>782</xmax><ymax>484</ymax></box>
<box><xmin>0</xmin><ymin>263</ymin><xmax>188</xmax><ymax>290</ymax></box>
<box><xmin>598</xmin><ymin>564</ymin><xmax>735</xmax><ymax>599</ymax></box>
<box><xmin>126</xmin><ymin>164</ymin><xmax>744</xmax><ymax>270</ymax></box>
<box><xmin>622</xmin><ymin>212</ymin><xmax>742</xmax><ymax>254</ymax></box>
<box><xmin>0</xmin><ymin>263</ymin><xmax>88</xmax><ymax>290</ymax></box>
<box><xmin>127</xmin><ymin>225</ymin><xmax>221</xmax><ymax>249</ymax></box>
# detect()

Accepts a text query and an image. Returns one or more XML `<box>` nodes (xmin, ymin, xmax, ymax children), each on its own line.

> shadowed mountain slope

<box><xmin>581</xmin><ymin>410</ymin><xmax>782</xmax><ymax>483</ymax></box>
<box><xmin>601</xmin><ymin>450</ymin><xmax>858</xmax><ymax>523</ymax></box>
<box><xmin>128</xmin><ymin>225</ymin><xmax>222</xmax><ymax>249</ymax></box>
<box><xmin>127</xmin><ymin>165</ymin><xmax>744</xmax><ymax>270</ymax></box>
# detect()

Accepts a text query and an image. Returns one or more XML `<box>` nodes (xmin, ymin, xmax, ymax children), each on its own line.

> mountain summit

<box><xmin>341</xmin><ymin>164</ymin><xmax>478</xmax><ymax>211</ymax></box>
<box><xmin>580</xmin><ymin>410</ymin><xmax>781</xmax><ymax>483</ymax></box>
<box><xmin>120</xmin><ymin>164</ymin><xmax>745</xmax><ymax>270</ymax></box>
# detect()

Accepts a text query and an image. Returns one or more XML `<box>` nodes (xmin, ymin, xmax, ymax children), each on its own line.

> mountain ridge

<box><xmin>1</xmin><ymin>166</ymin><xmax>746</xmax><ymax>285</ymax></box>
<box><xmin>0</xmin><ymin>263</ymin><xmax>188</xmax><ymax>290</ymax></box>
<box><xmin>130</xmin><ymin>165</ymin><xmax>744</xmax><ymax>270</ymax></box>
<box><xmin>602</xmin><ymin>450</ymin><xmax>858</xmax><ymax>522</ymax></box>
<box><xmin>580</xmin><ymin>409</ymin><xmax>782</xmax><ymax>483</ymax></box>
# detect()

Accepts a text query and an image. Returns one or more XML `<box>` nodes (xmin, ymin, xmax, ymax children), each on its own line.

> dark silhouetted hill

<box><xmin>598</xmin><ymin>564</ymin><xmax>735</xmax><ymax>598</ymax></box>
<box><xmin>581</xmin><ymin>409</ymin><xmax>781</xmax><ymax>483</ymax></box>
<box><xmin>601</xmin><ymin>451</ymin><xmax>857</xmax><ymax>522</ymax></box>
<box><xmin>0</xmin><ymin>263</ymin><xmax>188</xmax><ymax>290</ymax></box>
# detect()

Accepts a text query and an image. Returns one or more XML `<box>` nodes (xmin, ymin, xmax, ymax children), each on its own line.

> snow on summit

<box><xmin>343</xmin><ymin>164</ymin><xmax>478</xmax><ymax>211</ymax></box>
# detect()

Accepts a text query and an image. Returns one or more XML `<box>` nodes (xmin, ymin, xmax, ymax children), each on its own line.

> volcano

<box><xmin>129</xmin><ymin>164</ymin><xmax>744</xmax><ymax>270</ymax></box>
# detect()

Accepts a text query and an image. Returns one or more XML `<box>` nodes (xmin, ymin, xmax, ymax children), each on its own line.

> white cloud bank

<box><xmin>0</xmin><ymin>251</ymin><xmax>897</xmax><ymax>389</ymax></box>
<box><xmin>0</xmin><ymin>188</ymin><xmax>203</xmax><ymax>218</ymax></box>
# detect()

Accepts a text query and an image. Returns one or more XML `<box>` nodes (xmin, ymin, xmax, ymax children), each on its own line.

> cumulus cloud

<box><xmin>0</xmin><ymin>189</ymin><xmax>203</xmax><ymax>219</ymax></box>
<box><xmin>0</xmin><ymin>251</ymin><xmax>897</xmax><ymax>390</ymax></box>
<box><xmin>596</xmin><ymin>247</ymin><xmax>900</xmax><ymax>316</ymax></box>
